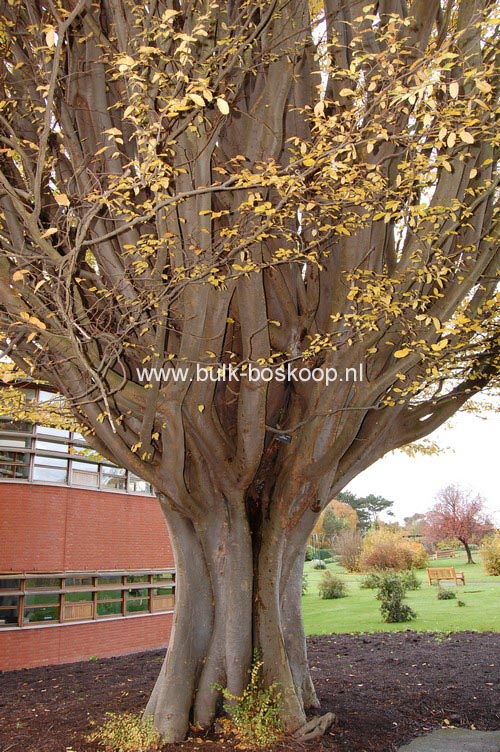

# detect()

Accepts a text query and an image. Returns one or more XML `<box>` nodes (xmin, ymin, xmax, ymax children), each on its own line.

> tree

<box><xmin>311</xmin><ymin>499</ymin><xmax>358</xmax><ymax>546</ymax></box>
<box><xmin>0</xmin><ymin>0</ymin><xmax>498</xmax><ymax>741</ymax></box>
<box><xmin>424</xmin><ymin>484</ymin><xmax>493</xmax><ymax>564</ymax></box>
<box><xmin>338</xmin><ymin>491</ymin><xmax>395</xmax><ymax>532</ymax></box>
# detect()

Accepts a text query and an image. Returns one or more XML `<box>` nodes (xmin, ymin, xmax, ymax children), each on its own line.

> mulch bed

<box><xmin>1</xmin><ymin>631</ymin><xmax>499</xmax><ymax>752</ymax></box>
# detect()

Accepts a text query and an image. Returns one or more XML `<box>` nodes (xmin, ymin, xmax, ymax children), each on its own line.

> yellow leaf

<box><xmin>339</xmin><ymin>88</ymin><xmax>355</xmax><ymax>97</ymax></box>
<box><xmin>313</xmin><ymin>100</ymin><xmax>325</xmax><ymax>117</ymax></box>
<box><xmin>458</xmin><ymin>129</ymin><xmax>474</xmax><ymax>144</ymax></box>
<box><xmin>54</xmin><ymin>193</ymin><xmax>70</xmax><ymax>207</ymax></box>
<box><xmin>216</xmin><ymin>98</ymin><xmax>229</xmax><ymax>115</ymax></box>
<box><xmin>449</xmin><ymin>81</ymin><xmax>459</xmax><ymax>99</ymax></box>
<box><xmin>189</xmin><ymin>93</ymin><xmax>206</xmax><ymax>107</ymax></box>
<box><xmin>198</xmin><ymin>404</ymin><xmax>205</xmax><ymax>413</ymax></box>
<box><xmin>40</xmin><ymin>227</ymin><xmax>58</xmax><ymax>239</ymax></box>
<box><xmin>469</xmin><ymin>167</ymin><xmax>478</xmax><ymax>179</ymax></box>
<box><xmin>13</xmin><ymin>269</ymin><xmax>29</xmax><ymax>281</ymax></box>
<box><xmin>394</xmin><ymin>348</ymin><xmax>411</xmax><ymax>358</ymax></box>
<box><xmin>447</xmin><ymin>132</ymin><xmax>456</xmax><ymax>149</ymax></box>
<box><xmin>45</xmin><ymin>27</ymin><xmax>56</xmax><ymax>48</ymax></box>
<box><xmin>476</xmin><ymin>80</ymin><xmax>492</xmax><ymax>94</ymax></box>
<box><xmin>431</xmin><ymin>339</ymin><xmax>448</xmax><ymax>351</ymax></box>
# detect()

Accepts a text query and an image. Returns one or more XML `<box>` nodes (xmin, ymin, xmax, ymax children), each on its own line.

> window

<box><xmin>0</xmin><ymin>386</ymin><xmax>154</xmax><ymax>495</ymax></box>
<box><xmin>0</xmin><ymin>570</ymin><xmax>175</xmax><ymax>628</ymax></box>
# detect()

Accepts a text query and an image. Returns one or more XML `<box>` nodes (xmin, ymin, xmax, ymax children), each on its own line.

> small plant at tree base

<box><xmin>86</xmin><ymin>712</ymin><xmax>161</xmax><ymax>752</ymax></box>
<box><xmin>311</xmin><ymin>559</ymin><xmax>327</xmax><ymax>570</ymax></box>
<box><xmin>376</xmin><ymin>574</ymin><xmax>417</xmax><ymax>623</ymax></box>
<box><xmin>216</xmin><ymin>653</ymin><xmax>283</xmax><ymax>749</ymax></box>
<box><xmin>318</xmin><ymin>571</ymin><xmax>348</xmax><ymax>599</ymax></box>
<box><xmin>437</xmin><ymin>587</ymin><xmax>457</xmax><ymax>600</ymax></box>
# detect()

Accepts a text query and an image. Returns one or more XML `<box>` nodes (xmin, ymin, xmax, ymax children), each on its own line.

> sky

<box><xmin>345</xmin><ymin>407</ymin><xmax>500</xmax><ymax>526</ymax></box>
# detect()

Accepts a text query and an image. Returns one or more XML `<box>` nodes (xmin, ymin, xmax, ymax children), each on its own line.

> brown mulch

<box><xmin>0</xmin><ymin>631</ymin><xmax>499</xmax><ymax>752</ymax></box>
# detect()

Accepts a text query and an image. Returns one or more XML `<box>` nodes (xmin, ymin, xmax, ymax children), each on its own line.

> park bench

<box><xmin>431</xmin><ymin>549</ymin><xmax>456</xmax><ymax>559</ymax></box>
<box><xmin>427</xmin><ymin>567</ymin><xmax>465</xmax><ymax>586</ymax></box>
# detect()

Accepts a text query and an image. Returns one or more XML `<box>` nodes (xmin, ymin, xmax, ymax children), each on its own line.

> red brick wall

<box><xmin>1</xmin><ymin>613</ymin><xmax>172</xmax><ymax>671</ymax></box>
<box><xmin>0</xmin><ymin>483</ymin><xmax>174</xmax><ymax>572</ymax></box>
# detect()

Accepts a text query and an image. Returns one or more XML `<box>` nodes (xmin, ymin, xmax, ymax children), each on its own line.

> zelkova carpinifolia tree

<box><xmin>425</xmin><ymin>484</ymin><xmax>493</xmax><ymax>563</ymax></box>
<box><xmin>0</xmin><ymin>0</ymin><xmax>498</xmax><ymax>741</ymax></box>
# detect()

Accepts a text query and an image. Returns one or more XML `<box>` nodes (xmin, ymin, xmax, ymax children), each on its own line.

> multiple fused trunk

<box><xmin>145</xmin><ymin>493</ymin><xmax>320</xmax><ymax>742</ymax></box>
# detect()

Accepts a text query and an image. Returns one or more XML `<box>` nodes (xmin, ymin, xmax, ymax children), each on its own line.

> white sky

<box><xmin>346</xmin><ymin>407</ymin><xmax>500</xmax><ymax>526</ymax></box>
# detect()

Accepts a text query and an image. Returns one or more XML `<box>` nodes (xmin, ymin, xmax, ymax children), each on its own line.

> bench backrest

<box><xmin>428</xmin><ymin>567</ymin><xmax>456</xmax><ymax>578</ymax></box>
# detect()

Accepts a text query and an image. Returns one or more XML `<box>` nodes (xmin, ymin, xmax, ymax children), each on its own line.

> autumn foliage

<box><xmin>358</xmin><ymin>528</ymin><xmax>428</xmax><ymax>572</ymax></box>
<box><xmin>424</xmin><ymin>484</ymin><xmax>493</xmax><ymax>564</ymax></box>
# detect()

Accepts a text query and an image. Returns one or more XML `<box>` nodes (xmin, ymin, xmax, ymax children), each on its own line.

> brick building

<box><xmin>0</xmin><ymin>387</ymin><xmax>175</xmax><ymax>671</ymax></box>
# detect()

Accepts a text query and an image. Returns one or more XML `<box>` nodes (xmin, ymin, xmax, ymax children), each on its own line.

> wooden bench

<box><xmin>427</xmin><ymin>567</ymin><xmax>465</xmax><ymax>586</ymax></box>
<box><xmin>431</xmin><ymin>549</ymin><xmax>456</xmax><ymax>560</ymax></box>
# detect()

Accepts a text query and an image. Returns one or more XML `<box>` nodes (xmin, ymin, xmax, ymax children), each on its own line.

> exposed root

<box><xmin>292</xmin><ymin>712</ymin><xmax>337</xmax><ymax>742</ymax></box>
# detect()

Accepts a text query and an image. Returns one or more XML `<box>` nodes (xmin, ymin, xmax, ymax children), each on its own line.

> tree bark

<box><xmin>145</xmin><ymin>493</ymin><xmax>318</xmax><ymax>742</ymax></box>
<box><xmin>460</xmin><ymin>539</ymin><xmax>475</xmax><ymax>565</ymax></box>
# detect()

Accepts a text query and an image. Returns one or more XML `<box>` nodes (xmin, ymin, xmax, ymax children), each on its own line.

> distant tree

<box><xmin>311</xmin><ymin>499</ymin><xmax>358</xmax><ymax>547</ymax></box>
<box><xmin>403</xmin><ymin>513</ymin><xmax>426</xmax><ymax>539</ymax></box>
<box><xmin>424</xmin><ymin>485</ymin><xmax>493</xmax><ymax>564</ymax></box>
<box><xmin>338</xmin><ymin>492</ymin><xmax>394</xmax><ymax>532</ymax></box>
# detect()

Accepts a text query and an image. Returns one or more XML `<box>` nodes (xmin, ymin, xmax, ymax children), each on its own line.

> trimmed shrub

<box><xmin>376</xmin><ymin>574</ymin><xmax>417</xmax><ymax>623</ymax></box>
<box><xmin>314</xmin><ymin>548</ymin><xmax>333</xmax><ymax>561</ymax></box>
<box><xmin>359</xmin><ymin>529</ymin><xmax>428</xmax><ymax>572</ymax></box>
<box><xmin>318</xmin><ymin>571</ymin><xmax>348</xmax><ymax>599</ymax></box>
<box><xmin>480</xmin><ymin>533</ymin><xmax>500</xmax><ymax>576</ymax></box>
<box><xmin>334</xmin><ymin>530</ymin><xmax>363</xmax><ymax>572</ymax></box>
<box><xmin>311</xmin><ymin>559</ymin><xmax>327</xmax><ymax>570</ymax></box>
<box><xmin>437</xmin><ymin>587</ymin><xmax>456</xmax><ymax>600</ymax></box>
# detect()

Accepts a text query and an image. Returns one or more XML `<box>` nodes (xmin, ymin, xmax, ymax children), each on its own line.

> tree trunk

<box><xmin>460</xmin><ymin>539</ymin><xmax>475</xmax><ymax>565</ymax></box>
<box><xmin>145</xmin><ymin>495</ymin><xmax>318</xmax><ymax>742</ymax></box>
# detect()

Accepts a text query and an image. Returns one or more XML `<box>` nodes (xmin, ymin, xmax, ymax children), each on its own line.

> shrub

<box><xmin>305</xmin><ymin>546</ymin><xmax>315</xmax><ymax>561</ymax></box>
<box><xmin>359</xmin><ymin>529</ymin><xmax>428</xmax><ymax>572</ymax></box>
<box><xmin>302</xmin><ymin>573</ymin><xmax>309</xmax><ymax>595</ymax></box>
<box><xmin>334</xmin><ymin>530</ymin><xmax>363</xmax><ymax>572</ymax></box>
<box><xmin>316</xmin><ymin>548</ymin><xmax>333</xmax><ymax>561</ymax></box>
<box><xmin>376</xmin><ymin>574</ymin><xmax>417</xmax><ymax>623</ymax></box>
<box><xmin>311</xmin><ymin>559</ymin><xmax>327</xmax><ymax>570</ymax></box>
<box><xmin>86</xmin><ymin>712</ymin><xmax>161</xmax><ymax>752</ymax></box>
<box><xmin>437</xmin><ymin>587</ymin><xmax>456</xmax><ymax>600</ymax></box>
<box><xmin>217</xmin><ymin>653</ymin><xmax>283</xmax><ymax>749</ymax></box>
<box><xmin>457</xmin><ymin>600</ymin><xmax>466</xmax><ymax>607</ymax></box>
<box><xmin>318</xmin><ymin>571</ymin><xmax>348</xmax><ymax>599</ymax></box>
<box><xmin>480</xmin><ymin>533</ymin><xmax>500</xmax><ymax>576</ymax></box>
<box><xmin>400</xmin><ymin>570</ymin><xmax>422</xmax><ymax>591</ymax></box>
<box><xmin>360</xmin><ymin>573</ymin><xmax>382</xmax><ymax>589</ymax></box>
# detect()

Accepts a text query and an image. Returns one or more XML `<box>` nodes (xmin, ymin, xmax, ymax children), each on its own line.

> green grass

<box><xmin>302</xmin><ymin>552</ymin><xmax>500</xmax><ymax>634</ymax></box>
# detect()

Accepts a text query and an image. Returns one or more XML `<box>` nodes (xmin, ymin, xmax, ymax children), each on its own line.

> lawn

<box><xmin>302</xmin><ymin>552</ymin><xmax>500</xmax><ymax>634</ymax></box>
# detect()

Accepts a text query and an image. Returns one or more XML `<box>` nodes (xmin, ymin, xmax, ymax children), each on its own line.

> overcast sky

<box><xmin>346</xmin><ymin>407</ymin><xmax>500</xmax><ymax>526</ymax></box>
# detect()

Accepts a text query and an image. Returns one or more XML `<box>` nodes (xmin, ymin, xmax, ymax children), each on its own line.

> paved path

<box><xmin>398</xmin><ymin>728</ymin><xmax>500</xmax><ymax>751</ymax></box>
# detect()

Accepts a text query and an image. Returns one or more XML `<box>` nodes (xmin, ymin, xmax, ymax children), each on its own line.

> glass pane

<box><xmin>65</xmin><ymin>591</ymin><xmax>92</xmax><ymax>603</ymax></box>
<box><xmin>0</xmin><ymin>418</ymin><xmax>32</xmax><ymax>432</ymax></box>
<box><xmin>25</xmin><ymin>594</ymin><xmax>59</xmax><ymax>605</ymax></box>
<box><xmin>0</xmin><ymin>453</ymin><xmax>30</xmax><ymax>479</ymax></box>
<box><xmin>35</xmin><ymin>439</ymin><xmax>68</xmax><ymax>453</ymax></box>
<box><xmin>24</xmin><ymin>606</ymin><xmax>59</xmax><ymax>623</ymax></box>
<box><xmin>97</xmin><ymin>576</ymin><xmax>123</xmax><ymax>586</ymax></box>
<box><xmin>65</xmin><ymin>577</ymin><xmax>93</xmax><ymax>588</ymax></box>
<box><xmin>33</xmin><ymin>463</ymin><xmax>68</xmax><ymax>482</ymax></box>
<box><xmin>0</xmin><ymin>437</ymin><xmax>31</xmax><ymax>449</ymax></box>
<box><xmin>152</xmin><ymin>573</ymin><xmax>174</xmax><ymax>583</ymax></box>
<box><xmin>0</xmin><ymin>596</ymin><xmax>19</xmax><ymax>625</ymax></box>
<box><xmin>97</xmin><ymin>590</ymin><xmax>123</xmax><ymax>600</ymax></box>
<box><xmin>126</xmin><ymin>575</ymin><xmax>149</xmax><ymax>583</ymax></box>
<box><xmin>36</xmin><ymin>426</ymin><xmax>69</xmax><ymax>438</ymax></box>
<box><xmin>128</xmin><ymin>476</ymin><xmax>152</xmax><ymax>494</ymax></box>
<box><xmin>97</xmin><ymin>601</ymin><xmax>122</xmax><ymax>617</ymax></box>
<box><xmin>102</xmin><ymin>471</ymin><xmax>126</xmax><ymax>490</ymax></box>
<box><xmin>126</xmin><ymin>598</ymin><xmax>148</xmax><ymax>613</ymax></box>
<box><xmin>71</xmin><ymin>465</ymin><xmax>99</xmax><ymax>487</ymax></box>
<box><xmin>25</xmin><ymin>577</ymin><xmax>60</xmax><ymax>588</ymax></box>
<box><xmin>127</xmin><ymin>588</ymin><xmax>148</xmax><ymax>598</ymax></box>
<box><xmin>154</xmin><ymin>587</ymin><xmax>174</xmax><ymax>597</ymax></box>
<box><xmin>0</xmin><ymin>578</ymin><xmax>21</xmax><ymax>591</ymax></box>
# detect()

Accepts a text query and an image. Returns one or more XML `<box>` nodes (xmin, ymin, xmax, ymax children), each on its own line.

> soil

<box><xmin>0</xmin><ymin>631</ymin><xmax>499</xmax><ymax>752</ymax></box>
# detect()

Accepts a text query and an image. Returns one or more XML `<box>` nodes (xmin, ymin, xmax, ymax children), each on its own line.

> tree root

<box><xmin>292</xmin><ymin>712</ymin><xmax>337</xmax><ymax>742</ymax></box>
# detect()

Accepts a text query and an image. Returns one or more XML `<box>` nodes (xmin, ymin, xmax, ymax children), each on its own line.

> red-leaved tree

<box><xmin>425</xmin><ymin>485</ymin><xmax>493</xmax><ymax>564</ymax></box>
